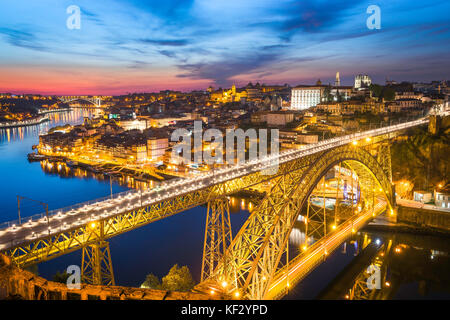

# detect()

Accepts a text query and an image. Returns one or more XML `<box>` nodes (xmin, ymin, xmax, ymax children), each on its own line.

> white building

<box><xmin>413</xmin><ymin>191</ymin><xmax>432</xmax><ymax>203</ymax></box>
<box><xmin>354</xmin><ymin>75</ymin><xmax>372</xmax><ymax>89</ymax></box>
<box><xmin>119</xmin><ymin>119</ymin><xmax>149</xmax><ymax>131</ymax></box>
<box><xmin>290</xmin><ymin>86</ymin><xmax>324</xmax><ymax>110</ymax></box>
<box><xmin>435</xmin><ymin>191</ymin><xmax>450</xmax><ymax>209</ymax></box>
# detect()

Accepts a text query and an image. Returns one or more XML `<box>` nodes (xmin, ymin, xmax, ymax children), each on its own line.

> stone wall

<box><xmin>0</xmin><ymin>253</ymin><xmax>214</xmax><ymax>300</ymax></box>
<box><xmin>397</xmin><ymin>205</ymin><xmax>450</xmax><ymax>232</ymax></box>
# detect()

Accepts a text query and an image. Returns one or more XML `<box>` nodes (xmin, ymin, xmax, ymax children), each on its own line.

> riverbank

<box><xmin>0</xmin><ymin>115</ymin><xmax>49</xmax><ymax>129</ymax></box>
<box><xmin>37</xmin><ymin>107</ymin><xmax>72</xmax><ymax>115</ymax></box>
<box><xmin>27</xmin><ymin>152</ymin><xmax>178</xmax><ymax>184</ymax></box>
<box><xmin>366</xmin><ymin>218</ymin><xmax>450</xmax><ymax>237</ymax></box>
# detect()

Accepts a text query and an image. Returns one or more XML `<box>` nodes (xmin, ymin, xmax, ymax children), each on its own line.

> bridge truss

<box><xmin>58</xmin><ymin>97</ymin><xmax>102</xmax><ymax>108</ymax></box>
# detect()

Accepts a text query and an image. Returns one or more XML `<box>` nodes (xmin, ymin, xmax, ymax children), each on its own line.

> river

<box><xmin>0</xmin><ymin>109</ymin><xmax>449</xmax><ymax>299</ymax></box>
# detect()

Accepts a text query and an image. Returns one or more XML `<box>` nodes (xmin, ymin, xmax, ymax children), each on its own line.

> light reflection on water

<box><xmin>0</xmin><ymin>109</ymin><xmax>95</xmax><ymax>144</ymax></box>
<box><xmin>284</xmin><ymin>229</ymin><xmax>450</xmax><ymax>300</ymax></box>
<box><xmin>39</xmin><ymin>159</ymin><xmax>157</xmax><ymax>190</ymax></box>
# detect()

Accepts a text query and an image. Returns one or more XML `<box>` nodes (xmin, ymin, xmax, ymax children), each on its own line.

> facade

<box><xmin>330</xmin><ymin>86</ymin><xmax>353</xmax><ymax>101</ymax></box>
<box><xmin>39</xmin><ymin>132</ymin><xmax>84</xmax><ymax>154</ymax></box>
<box><xmin>250</xmin><ymin>111</ymin><xmax>268</xmax><ymax>124</ymax></box>
<box><xmin>147</xmin><ymin>114</ymin><xmax>192</xmax><ymax>128</ymax></box>
<box><xmin>434</xmin><ymin>191</ymin><xmax>450</xmax><ymax>209</ymax></box>
<box><xmin>413</xmin><ymin>191</ymin><xmax>432</xmax><ymax>203</ymax></box>
<box><xmin>120</xmin><ymin>119</ymin><xmax>150</xmax><ymax>131</ymax></box>
<box><xmin>246</xmin><ymin>88</ymin><xmax>261</xmax><ymax>100</ymax></box>
<box><xmin>94</xmin><ymin>139</ymin><xmax>147</xmax><ymax>163</ymax></box>
<box><xmin>316</xmin><ymin>101</ymin><xmax>384</xmax><ymax>115</ymax></box>
<box><xmin>354</xmin><ymin>75</ymin><xmax>372</xmax><ymax>89</ymax></box>
<box><xmin>93</xmin><ymin>130</ymin><xmax>149</xmax><ymax>163</ymax></box>
<box><xmin>209</xmin><ymin>85</ymin><xmax>248</xmax><ymax>103</ymax></box>
<box><xmin>395</xmin><ymin>92</ymin><xmax>423</xmax><ymax>100</ymax></box>
<box><xmin>279</xmin><ymin>130</ymin><xmax>297</xmax><ymax>141</ymax></box>
<box><xmin>266</xmin><ymin>111</ymin><xmax>294</xmax><ymax>126</ymax></box>
<box><xmin>387</xmin><ymin>99</ymin><xmax>422</xmax><ymax>113</ymax></box>
<box><xmin>395</xmin><ymin>98</ymin><xmax>422</xmax><ymax>109</ymax></box>
<box><xmin>387</xmin><ymin>103</ymin><xmax>402</xmax><ymax>113</ymax></box>
<box><xmin>297</xmin><ymin>133</ymin><xmax>319</xmax><ymax>144</ymax></box>
<box><xmin>147</xmin><ymin>137</ymin><xmax>169</xmax><ymax>161</ymax></box>
<box><xmin>290</xmin><ymin>86</ymin><xmax>325</xmax><ymax>110</ymax></box>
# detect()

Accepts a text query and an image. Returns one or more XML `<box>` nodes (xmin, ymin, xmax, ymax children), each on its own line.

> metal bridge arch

<box><xmin>58</xmin><ymin>97</ymin><xmax>102</xmax><ymax>108</ymax></box>
<box><xmin>214</xmin><ymin>144</ymin><xmax>394</xmax><ymax>300</ymax></box>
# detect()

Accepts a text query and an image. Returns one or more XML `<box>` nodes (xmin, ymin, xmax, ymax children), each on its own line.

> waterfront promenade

<box><xmin>0</xmin><ymin>116</ymin><xmax>49</xmax><ymax>129</ymax></box>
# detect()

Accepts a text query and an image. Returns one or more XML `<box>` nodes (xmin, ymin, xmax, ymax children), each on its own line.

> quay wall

<box><xmin>397</xmin><ymin>205</ymin><xmax>450</xmax><ymax>232</ymax></box>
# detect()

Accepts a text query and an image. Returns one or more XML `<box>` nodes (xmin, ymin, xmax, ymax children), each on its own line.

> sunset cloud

<box><xmin>0</xmin><ymin>0</ymin><xmax>448</xmax><ymax>94</ymax></box>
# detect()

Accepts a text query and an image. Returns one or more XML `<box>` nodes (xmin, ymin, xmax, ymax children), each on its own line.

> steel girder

<box><xmin>81</xmin><ymin>240</ymin><xmax>115</xmax><ymax>286</ymax></box>
<box><xmin>201</xmin><ymin>198</ymin><xmax>232</xmax><ymax>282</ymax></box>
<box><xmin>80</xmin><ymin>220</ymin><xmax>115</xmax><ymax>286</ymax></box>
<box><xmin>215</xmin><ymin>145</ymin><xmax>394</xmax><ymax>300</ymax></box>
<box><xmin>376</xmin><ymin>143</ymin><xmax>393</xmax><ymax>184</ymax></box>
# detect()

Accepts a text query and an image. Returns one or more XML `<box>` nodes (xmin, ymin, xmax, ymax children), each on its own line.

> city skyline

<box><xmin>0</xmin><ymin>0</ymin><xmax>449</xmax><ymax>95</ymax></box>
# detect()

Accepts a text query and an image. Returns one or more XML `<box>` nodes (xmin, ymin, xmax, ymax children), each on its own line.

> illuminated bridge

<box><xmin>0</xmin><ymin>116</ymin><xmax>434</xmax><ymax>299</ymax></box>
<box><xmin>58</xmin><ymin>96</ymin><xmax>102</xmax><ymax>108</ymax></box>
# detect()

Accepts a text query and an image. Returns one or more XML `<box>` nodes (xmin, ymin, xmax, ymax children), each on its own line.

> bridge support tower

<box><xmin>201</xmin><ymin>197</ymin><xmax>232</xmax><ymax>282</ymax></box>
<box><xmin>81</xmin><ymin>221</ymin><xmax>115</xmax><ymax>286</ymax></box>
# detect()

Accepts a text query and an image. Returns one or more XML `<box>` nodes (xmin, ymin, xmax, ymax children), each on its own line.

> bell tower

<box><xmin>335</xmin><ymin>72</ymin><xmax>340</xmax><ymax>86</ymax></box>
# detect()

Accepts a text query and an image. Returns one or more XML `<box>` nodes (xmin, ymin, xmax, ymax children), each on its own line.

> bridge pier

<box><xmin>81</xmin><ymin>240</ymin><xmax>115</xmax><ymax>286</ymax></box>
<box><xmin>81</xmin><ymin>220</ymin><xmax>115</xmax><ymax>286</ymax></box>
<box><xmin>201</xmin><ymin>197</ymin><xmax>232</xmax><ymax>283</ymax></box>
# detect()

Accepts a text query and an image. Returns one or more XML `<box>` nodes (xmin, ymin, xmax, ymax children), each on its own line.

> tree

<box><xmin>382</xmin><ymin>87</ymin><xmax>395</xmax><ymax>101</ymax></box>
<box><xmin>335</xmin><ymin>89</ymin><xmax>343</xmax><ymax>102</ymax></box>
<box><xmin>161</xmin><ymin>264</ymin><xmax>195</xmax><ymax>291</ymax></box>
<box><xmin>323</xmin><ymin>85</ymin><xmax>332</xmax><ymax>103</ymax></box>
<box><xmin>52</xmin><ymin>271</ymin><xmax>70</xmax><ymax>284</ymax></box>
<box><xmin>391</xmin><ymin>120</ymin><xmax>450</xmax><ymax>192</ymax></box>
<box><xmin>369</xmin><ymin>84</ymin><xmax>383</xmax><ymax>98</ymax></box>
<box><xmin>141</xmin><ymin>273</ymin><xmax>161</xmax><ymax>289</ymax></box>
<box><xmin>140</xmin><ymin>264</ymin><xmax>196</xmax><ymax>292</ymax></box>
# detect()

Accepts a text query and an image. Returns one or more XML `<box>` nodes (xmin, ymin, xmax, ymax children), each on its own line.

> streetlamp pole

<box><xmin>17</xmin><ymin>196</ymin><xmax>49</xmax><ymax>228</ymax></box>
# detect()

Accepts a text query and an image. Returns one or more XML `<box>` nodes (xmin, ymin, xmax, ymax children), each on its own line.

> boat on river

<box><xmin>27</xmin><ymin>153</ymin><xmax>46</xmax><ymax>162</ymax></box>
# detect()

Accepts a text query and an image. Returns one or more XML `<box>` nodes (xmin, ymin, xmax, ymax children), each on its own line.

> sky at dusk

<box><xmin>0</xmin><ymin>0</ymin><xmax>449</xmax><ymax>95</ymax></box>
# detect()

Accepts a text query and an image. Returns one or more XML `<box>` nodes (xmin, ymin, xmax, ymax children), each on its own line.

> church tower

<box><xmin>335</xmin><ymin>72</ymin><xmax>341</xmax><ymax>87</ymax></box>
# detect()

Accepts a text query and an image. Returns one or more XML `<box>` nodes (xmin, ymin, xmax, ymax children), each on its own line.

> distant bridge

<box><xmin>58</xmin><ymin>96</ymin><xmax>102</xmax><ymax>108</ymax></box>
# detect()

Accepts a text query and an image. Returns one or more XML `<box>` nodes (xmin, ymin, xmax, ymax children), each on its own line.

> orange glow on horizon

<box><xmin>0</xmin><ymin>66</ymin><xmax>210</xmax><ymax>95</ymax></box>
